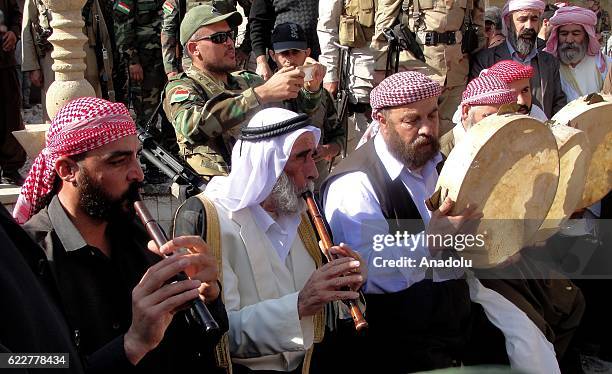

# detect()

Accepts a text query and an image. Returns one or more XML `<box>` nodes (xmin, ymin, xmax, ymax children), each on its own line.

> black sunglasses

<box><xmin>193</xmin><ymin>30</ymin><xmax>235</xmax><ymax>44</ymax></box>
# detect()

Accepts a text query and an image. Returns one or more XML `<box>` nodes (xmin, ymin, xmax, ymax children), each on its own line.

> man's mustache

<box><xmin>560</xmin><ymin>42</ymin><xmax>580</xmax><ymax>51</ymax></box>
<box><xmin>413</xmin><ymin>135</ymin><xmax>435</xmax><ymax>147</ymax></box>
<box><xmin>519</xmin><ymin>28</ymin><xmax>537</xmax><ymax>39</ymax></box>
<box><xmin>124</xmin><ymin>181</ymin><xmax>144</xmax><ymax>202</ymax></box>
<box><xmin>517</xmin><ymin>104</ymin><xmax>530</xmax><ymax>114</ymax></box>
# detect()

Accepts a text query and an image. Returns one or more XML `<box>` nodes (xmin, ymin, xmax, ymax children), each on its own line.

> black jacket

<box><xmin>249</xmin><ymin>0</ymin><xmax>320</xmax><ymax>59</ymax></box>
<box><xmin>22</xmin><ymin>197</ymin><xmax>229</xmax><ymax>374</ymax></box>
<box><xmin>0</xmin><ymin>205</ymin><xmax>85</xmax><ymax>373</ymax></box>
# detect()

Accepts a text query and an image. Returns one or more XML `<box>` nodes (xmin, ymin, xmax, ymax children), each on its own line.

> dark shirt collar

<box><xmin>48</xmin><ymin>195</ymin><xmax>88</xmax><ymax>253</ymax></box>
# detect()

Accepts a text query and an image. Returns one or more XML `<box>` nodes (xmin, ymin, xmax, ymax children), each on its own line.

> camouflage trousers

<box><xmin>130</xmin><ymin>48</ymin><xmax>167</xmax><ymax>127</ymax></box>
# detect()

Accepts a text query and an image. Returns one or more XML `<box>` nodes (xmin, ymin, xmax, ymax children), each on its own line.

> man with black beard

<box><xmin>15</xmin><ymin>97</ymin><xmax>229</xmax><ymax>373</ymax></box>
<box><xmin>471</xmin><ymin>0</ymin><xmax>566</xmax><ymax>119</ymax></box>
<box><xmin>172</xmin><ymin>107</ymin><xmax>366</xmax><ymax>373</ymax></box>
<box><xmin>544</xmin><ymin>6</ymin><xmax>612</xmax><ymax>102</ymax></box>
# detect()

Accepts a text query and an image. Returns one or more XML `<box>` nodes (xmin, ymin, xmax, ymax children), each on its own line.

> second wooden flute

<box><xmin>302</xmin><ymin>191</ymin><xmax>368</xmax><ymax>332</ymax></box>
<box><xmin>133</xmin><ymin>195</ymin><xmax>220</xmax><ymax>335</ymax></box>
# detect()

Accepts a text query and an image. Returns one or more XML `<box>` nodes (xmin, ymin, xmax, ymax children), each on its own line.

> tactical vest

<box><xmin>397</xmin><ymin>0</ymin><xmax>477</xmax><ymax>85</ymax></box>
<box><xmin>83</xmin><ymin>0</ymin><xmax>115</xmax><ymax>101</ymax></box>
<box><xmin>339</xmin><ymin>0</ymin><xmax>376</xmax><ymax>48</ymax></box>
<box><xmin>175</xmin><ymin>69</ymin><xmax>254</xmax><ymax>178</ymax></box>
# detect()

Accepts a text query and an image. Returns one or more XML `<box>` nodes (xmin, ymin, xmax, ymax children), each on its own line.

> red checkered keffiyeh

<box><xmin>461</xmin><ymin>76</ymin><xmax>517</xmax><ymax>106</ymax></box>
<box><xmin>479</xmin><ymin>60</ymin><xmax>534</xmax><ymax>83</ymax></box>
<box><xmin>13</xmin><ymin>97</ymin><xmax>137</xmax><ymax>224</ymax></box>
<box><xmin>370</xmin><ymin>71</ymin><xmax>443</xmax><ymax>120</ymax></box>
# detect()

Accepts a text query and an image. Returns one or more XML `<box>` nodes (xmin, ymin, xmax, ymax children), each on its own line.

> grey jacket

<box><xmin>470</xmin><ymin>41</ymin><xmax>567</xmax><ymax>119</ymax></box>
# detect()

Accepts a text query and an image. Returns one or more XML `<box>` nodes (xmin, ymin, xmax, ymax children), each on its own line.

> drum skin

<box><xmin>552</xmin><ymin>96</ymin><xmax>612</xmax><ymax>209</ymax></box>
<box><xmin>533</xmin><ymin>125</ymin><xmax>591</xmax><ymax>243</ymax></box>
<box><xmin>437</xmin><ymin>114</ymin><xmax>560</xmax><ymax>268</ymax></box>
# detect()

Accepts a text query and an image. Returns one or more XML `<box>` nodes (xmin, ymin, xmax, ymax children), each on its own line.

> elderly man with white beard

<box><xmin>471</xmin><ymin>0</ymin><xmax>567</xmax><ymax>119</ymax></box>
<box><xmin>172</xmin><ymin>107</ymin><xmax>367</xmax><ymax>374</ymax></box>
<box><xmin>544</xmin><ymin>5</ymin><xmax>610</xmax><ymax>235</ymax></box>
<box><xmin>544</xmin><ymin>6</ymin><xmax>612</xmax><ymax>101</ymax></box>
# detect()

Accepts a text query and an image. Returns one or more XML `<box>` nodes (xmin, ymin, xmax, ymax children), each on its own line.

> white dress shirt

<box><xmin>324</xmin><ymin>134</ymin><xmax>464</xmax><ymax>293</ymax></box>
<box><xmin>250</xmin><ymin>205</ymin><xmax>301</xmax><ymax>262</ymax></box>
<box><xmin>324</xmin><ymin>133</ymin><xmax>561</xmax><ymax>373</ymax></box>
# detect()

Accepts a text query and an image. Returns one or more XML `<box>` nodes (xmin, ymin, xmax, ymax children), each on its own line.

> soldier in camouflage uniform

<box><xmin>318</xmin><ymin>0</ymin><xmax>485</xmax><ymax>138</ymax></box>
<box><xmin>161</xmin><ymin>0</ymin><xmax>239</xmax><ymax>78</ymax></box>
<box><xmin>114</xmin><ymin>0</ymin><xmax>166</xmax><ymax>127</ymax></box>
<box><xmin>163</xmin><ymin>4</ymin><xmax>324</xmax><ymax>178</ymax></box>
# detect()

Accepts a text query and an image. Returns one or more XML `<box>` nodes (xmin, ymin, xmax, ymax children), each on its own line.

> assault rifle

<box><xmin>333</xmin><ymin>42</ymin><xmax>351</xmax><ymax>157</ymax></box>
<box><xmin>137</xmin><ymin>125</ymin><xmax>206</xmax><ymax>201</ymax></box>
<box><xmin>383</xmin><ymin>23</ymin><xmax>425</xmax><ymax>77</ymax></box>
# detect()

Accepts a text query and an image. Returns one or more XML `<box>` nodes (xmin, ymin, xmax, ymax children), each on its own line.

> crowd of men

<box><xmin>1</xmin><ymin>0</ymin><xmax>612</xmax><ymax>373</ymax></box>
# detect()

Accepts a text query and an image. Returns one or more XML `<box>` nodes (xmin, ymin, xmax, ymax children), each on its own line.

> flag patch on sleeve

<box><xmin>171</xmin><ymin>89</ymin><xmax>191</xmax><ymax>103</ymax></box>
<box><xmin>162</xmin><ymin>1</ymin><xmax>174</xmax><ymax>15</ymax></box>
<box><xmin>116</xmin><ymin>1</ymin><xmax>131</xmax><ymax>14</ymax></box>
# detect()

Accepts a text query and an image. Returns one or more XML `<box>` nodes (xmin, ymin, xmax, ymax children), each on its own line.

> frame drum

<box><xmin>551</xmin><ymin>94</ymin><xmax>612</xmax><ymax>209</ymax></box>
<box><xmin>533</xmin><ymin>125</ymin><xmax>591</xmax><ymax>243</ymax></box>
<box><xmin>435</xmin><ymin>114</ymin><xmax>560</xmax><ymax>268</ymax></box>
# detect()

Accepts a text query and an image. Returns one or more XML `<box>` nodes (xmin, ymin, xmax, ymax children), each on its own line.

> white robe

<box><xmin>560</xmin><ymin>54</ymin><xmax>612</xmax><ymax>101</ymax></box>
<box><xmin>215</xmin><ymin>201</ymin><xmax>315</xmax><ymax>371</ymax></box>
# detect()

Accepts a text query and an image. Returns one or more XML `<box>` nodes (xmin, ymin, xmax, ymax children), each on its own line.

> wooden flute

<box><xmin>302</xmin><ymin>191</ymin><xmax>368</xmax><ymax>331</ymax></box>
<box><xmin>133</xmin><ymin>196</ymin><xmax>220</xmax><ymax>334</ymax></box>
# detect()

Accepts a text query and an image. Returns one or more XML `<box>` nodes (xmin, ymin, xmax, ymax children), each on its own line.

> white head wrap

<box><xmin>501</xmin><ymin>0</ymin><xmax>546</xmax><ymax>36</ymax></box>
<box><xmin>204</xmin><ymin>108</ymin><xmax>321</xmax><ymax>212</ymax></box>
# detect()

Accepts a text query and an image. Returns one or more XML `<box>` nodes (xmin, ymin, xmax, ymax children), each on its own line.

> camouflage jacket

<box><xmin>163</xmin><ymin>66</ymin><xmax>322</xmax><ymax>175</ymax></box>
<box><xmin>113</xmin><ymin>0</ymin><xmax>164</xmax><ymax>65</ymax></box>
<box><xmin>160</xmin><ymin>0</ymin><xmax>182</xmax><ymax>74</ymax></box>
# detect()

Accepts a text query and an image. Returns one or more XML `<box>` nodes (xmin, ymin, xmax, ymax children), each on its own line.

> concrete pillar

<box><xmin>43</xmin><ymin>0</ymin><xmax>95</xmax><ymax>118</ymax></box>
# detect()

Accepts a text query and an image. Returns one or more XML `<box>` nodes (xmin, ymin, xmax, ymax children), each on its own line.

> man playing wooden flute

<box><xmin>14</xmin><ymin>97</ymin><xmax>228</xmax><ymax>373</ymax></box>
<box><xmin>172</xmin><ymin>107</ymin><xmax>367</xmax><ymax>373</ymax></box>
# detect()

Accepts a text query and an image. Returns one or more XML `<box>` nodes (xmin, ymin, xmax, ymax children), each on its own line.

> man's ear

<box><xmin>375</xmin><ymin>110</ymin><xmax>387</xmax><ymax>128</ymax></box>
<box><xmin>268</xmin><ymin>49</ymin><xmax>276</xmax><ymax>61</ymax></box>
<box><xmin>186</xmin><ymin>41</ymin><xmax>198</xmax><ymax>57</ymax></box>
<box><xmin>305</xmin><ymin>48</ymin><xmax>311</xmax><ymax>58</ymax></box>
<box><xmin>55</xmin><ymin>157</ymin><xmax>79</xmax><ymax>184</ymax></box>
<box><xmin>461</xmin><ymin>104</ymin><xmax>470</xmax><ymax>125</ymax></box>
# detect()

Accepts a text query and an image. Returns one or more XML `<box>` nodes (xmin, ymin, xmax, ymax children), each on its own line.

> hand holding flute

<box><xmin>299</xmin><ymin>191</ymin><xmax>368</xmax><ymax>331</ymax></box>
<box><xmin>124</xmin><ymin>198</ymin><xmax>220</xmax><ymax>365</ymax></box>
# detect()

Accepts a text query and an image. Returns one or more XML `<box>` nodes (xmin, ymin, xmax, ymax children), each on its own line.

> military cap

<box><xmin>180</xmin><ymin>4</ymin><xmax>242</xmax><ymax>45</ymax></box>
